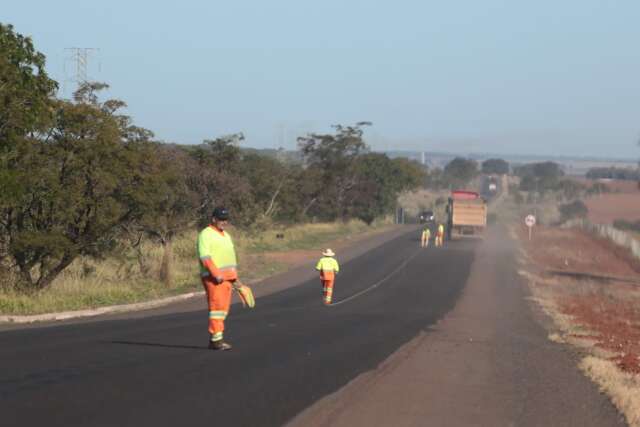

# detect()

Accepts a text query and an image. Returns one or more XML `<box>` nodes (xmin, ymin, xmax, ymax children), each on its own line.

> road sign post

<box><xmin>525</xmin><ymin>214</ymin><xmax>536</xmax><ymax>240</ymax></box>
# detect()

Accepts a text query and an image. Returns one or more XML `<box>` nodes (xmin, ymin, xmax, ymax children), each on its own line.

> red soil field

<box><xmin>519</xmin><ymin>226</ymin><xmax>640</xmax><ymax>373</ymax></box>
<box><xmin>584</xmin><ymin>193</ymin><xmax>640</xmax><ymax>224</ymax></box>
<box><xmin>573</xmin><ymin>178</ymin><xmax>639</xmax><ymax>194</ymax></box>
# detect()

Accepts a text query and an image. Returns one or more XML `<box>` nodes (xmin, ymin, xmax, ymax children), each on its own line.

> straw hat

<box><xmin>322</xmin><ymin>248</ymin><xmax>335</xmax><ymax>257</ymax></box>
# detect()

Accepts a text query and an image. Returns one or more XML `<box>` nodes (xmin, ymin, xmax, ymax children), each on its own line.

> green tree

<box><xmin>514</xmin><ymin>161</ymin><xmax>563</xmax><ymax>180</ymax></box>
<box><xmin>3</xmin><ymin>83</ymin><xmax>156</xmax><ymax>289</ymax></box>
<box><xmin>298</xmin><ymin>122</ymin><xmax>371</xmax><ymax>220</ymax></box>
<box><xmin>556</xmin><ymin>179</ymin><xmax>584</xmax><ymax>201</ymax></box>
<box><xmin>348</xmin><ymin>155</ymin><xmax>426</xmax><ymax>224</ymax></box>
<box><xmin>515</xmin><ymin>161</ymin><xmax>564</xmax><ymax>193</ymax></box>
<box><xmin>519</xmin><ymin>175</ymin><xmax>536</xmax><ymax>192</ymax></box>
<box><xmin>0</xmin><ymin>24</ymin><xmax>59</xmax><ymax>273</ymax></box>
<box><xmin>0</xmin><ymin>24</ymin><xmax>57</xmax><ymax>145</ymax></box>
<box><xmin>425</xmin><ymin>167</ymin><xmax>445</xmax><ymax>190</ymax></box>
<box><xmin>586</xmin><ymin>182</ymin><xmax>611</xmax><ymax>196</ymax></box>
<box><xmin>443</xmin><ymin>157</ymin><xmax>479</xmax><ymax>188</ymax></box>
<box><xmin>128</xmin><ymin>144</ymin><xmax>199</xmax><ymax>286</ymax></box>
<box><xmin>187</xmin><ymin>133</ymin><xmax>257</xmax><ymax>228</ymax></box>
<box><xmin>242</xmin><ymin>153</ymin><xmax>295</xmax><ymax>221</ymax></box>
<box><xmin>481</xmin><ymin>158</ymin><xmax>510</xmax><ymax>175</ymax></box>
<box><xmin>613</xmin><ymin>219</ymin><xmax>640</xmax><ymax>233</ymax></box>
<box><xmin>390</xmin><ymin>158</ymin><xmax>427</xmax><ymax>191</ymax></box>
<box><xmin>292</xmin><ymin>166</ymin><xmax>325</xmax><ymax>220</ymax></box>
<box><xmin>586</xmin><ymin>167</ymin><xmax>639</xmax><ymax>180</ymax></box>
<box><xmin>203</xmin><ymin>132</ymin><xmax>244</xmax><ymax>171</ymax></box>
<box><xmin>349</xmin><ymin>153</ymin><xmax>397</xmax><ymax>224</ymax></box>
<box><xmin>559</xmin><ymin>200</ymin><xmax>588</xmax><ymax>222</ymax></box>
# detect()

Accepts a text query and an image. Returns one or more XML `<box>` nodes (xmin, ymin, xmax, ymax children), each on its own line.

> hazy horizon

<box><xmin>240</xmin><ymin>143</ymin><xmax>638</xmax><ymax>164</ymax></box>
<box><xmin>5</xmin><ymin>1</ymin><xmax>640</xmax><ymax>160</ymax></box>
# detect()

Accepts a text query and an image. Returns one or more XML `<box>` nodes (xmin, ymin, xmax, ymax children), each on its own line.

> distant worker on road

<box><xmin>197</xmin><ymin>207</ymin><xmax>239</xmax><ymax>351</ymax></box>
<box><xmin>316</xmin><ymin>249</ymin><xmax>340</xmax><ymax>305</ymax></box>
<box><xmin>421</xmin><ymin>226</ymin><xmax>431</xmax><ymax>248</ymax></box>
<box><xmin>435</xmin><ymin>223</ymin><xmax>445</xmax><ymax>247</ymax></box>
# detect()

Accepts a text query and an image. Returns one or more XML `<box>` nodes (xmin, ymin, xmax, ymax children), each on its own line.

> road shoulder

<box><xmin>287</xmin><ymin>226</ymin><xmax>625</xmax><ymax>427</ymax></box>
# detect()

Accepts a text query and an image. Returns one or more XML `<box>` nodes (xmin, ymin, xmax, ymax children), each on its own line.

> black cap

<box><xmin>212</xmin><ymin>207</ymin><xmax>229</xmax><ymax>220</ymax></box>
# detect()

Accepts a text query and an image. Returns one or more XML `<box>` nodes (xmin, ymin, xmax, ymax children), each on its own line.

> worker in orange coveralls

<box><xmin>197</xmin><ymin>207</ymin><xmax>239</xmax><ymax>351</ymax></box>
<box><xmin>316</xmin><ymin>249</ymin><xmax>340</xmax><ymax>305</ymax></box>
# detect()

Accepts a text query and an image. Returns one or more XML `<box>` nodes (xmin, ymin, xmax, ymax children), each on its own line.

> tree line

<box><xmin>586</xmin><ymin>167</ymin><xmax>640</xmax><ymax>181</ymax></box>
<box><xmin>423</xmin><ymin>157</ymin><xmax>509</xmax><ymax>190</ymax></box>
<box><xmin>0</xmin><ymin>23</ymin><xmax>425</xmax><ymax>291</ymax></box>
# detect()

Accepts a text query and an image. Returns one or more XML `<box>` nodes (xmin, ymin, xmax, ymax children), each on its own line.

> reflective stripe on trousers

<box><xmin>322</xmin><ymin>279</ymin><xmax>334</xmax><ymax>304</ymax></box>
<box><xmin>202</xmin><ymin>278</ymin><xmax>233</xmax><ymax>341</ymax></box>
<box><xmin>209</xmin><ymin>310</ymin><xmax>227</xmax><ymax>320</ymax></box>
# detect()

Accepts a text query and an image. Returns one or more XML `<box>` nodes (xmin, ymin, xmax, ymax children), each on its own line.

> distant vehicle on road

<box><xmin>446</xmin><ymin>190</ymin><xmax>487</xmax><ymax>239</ymax></box>
<box><xmin>484</xmin><ymin>175</ymin><xmax>498</xmax><ymax>195</ymax></box>
<box><xmin>419</xmin><ymin>210</ymin><xmax>435</xmax><ymax>224</ymax></box>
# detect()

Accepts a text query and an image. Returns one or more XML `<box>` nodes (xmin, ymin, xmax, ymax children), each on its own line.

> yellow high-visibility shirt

<box><xmin>197</xmin><ymin>226</ymin><xmax>237</xmax><ymax>279</ymax></box>
<box><xmin>316</xmin><ymin>256</ymin><xmax>339</xmax><ymax>280</ymax></box>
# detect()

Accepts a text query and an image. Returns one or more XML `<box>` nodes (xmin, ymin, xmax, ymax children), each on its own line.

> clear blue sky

<box><xmin>5</xmin><ymin>0</ymin><xmax>640</xmax><ymax>159</ymax></box>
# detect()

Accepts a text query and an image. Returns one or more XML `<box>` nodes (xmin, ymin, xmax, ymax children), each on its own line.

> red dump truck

<box><xmin>446</xmin><ymin>190</ymin><xmax>487</xmax><ymax>239</ymax></box>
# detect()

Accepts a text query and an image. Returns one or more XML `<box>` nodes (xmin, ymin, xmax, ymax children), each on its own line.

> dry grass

<box><xmin>397</xmin><ymin>189</ymin><xmax>449</xmax><ymax>223</ymax></box>
<box><xmin>236</xmin><ymin>219</ymin><xmax>387</xmax><ymax>253</ymax></box>
<box><xmin>581</xmin><ymin>356</ymin><xmax>640</xmax><ymax>427</ymax></box>
<box><xmin>514</xmin><ymin>220</ymin><xmax>640</xmax><ymax>425</ymax></box>
<box><xmin>519</xmin><ymin>269</ymin><xmax>591</xmax><ymax>339</ymax></box>
<box><xmin>0</xmin><ymin>219</ymin><xmax>391</xmax><ymax>315</ymax></box>
<box><xmin>519</xmin><ymin>263</ymin><xmax>639</xmax><ymax>351</ymax></box>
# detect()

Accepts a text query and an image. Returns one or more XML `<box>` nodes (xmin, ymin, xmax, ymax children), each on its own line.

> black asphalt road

<box><xmin>0</xmin><ymin>229</ymin><xmax>476</xmax><ymax>427</ymax></box>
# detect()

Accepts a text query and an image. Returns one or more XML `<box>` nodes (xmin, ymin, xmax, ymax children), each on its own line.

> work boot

<box><xmin>209</xmin><ymin>340</ymin><xmax>232</xmax><ymax>351</ymax></box>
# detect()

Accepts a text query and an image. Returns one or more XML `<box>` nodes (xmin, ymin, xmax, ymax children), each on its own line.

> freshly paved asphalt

<box><xmin>0</xmin><ymin>229</ymin><xmax>476</xmax><ymax>427</ymax></box>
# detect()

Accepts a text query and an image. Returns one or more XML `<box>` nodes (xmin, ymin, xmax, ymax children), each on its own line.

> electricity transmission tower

<box><xmin>63</xmin><ymin>47</ymin><xmax>99</xmax><ymax>97</ymax></box>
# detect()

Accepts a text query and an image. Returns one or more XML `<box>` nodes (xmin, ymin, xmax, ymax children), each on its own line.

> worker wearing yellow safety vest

<box><xmin>435</xmin><ymin>223</ymin><xmax>445</xmax><ymax>247</ymax></box>
<box><xmin>421</xmin><ymin>226</ymin><xmax>431</xmax><ymax>248</ymax></box>
<box><xmin>316</xmin><ymin>249</ymin><xmax>340</xmax><ymax>305</ymax></box>
<box><xmin>197</xmin><ymin>207</ymin><xmax>238</xmax><ymax>351</ymax></box>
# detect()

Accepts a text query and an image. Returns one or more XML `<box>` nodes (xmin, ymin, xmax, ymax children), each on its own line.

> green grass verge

<box><xmin>0</xmin><ymin>219</ymin><xmax>391</xmax><ymax>316</ymax></box>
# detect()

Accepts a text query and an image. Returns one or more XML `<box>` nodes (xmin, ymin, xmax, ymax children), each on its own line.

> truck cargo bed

<box><xmin>452</xmin><ymin>200</ymin><xmax>487</xmax><ymax>227</ymax></box>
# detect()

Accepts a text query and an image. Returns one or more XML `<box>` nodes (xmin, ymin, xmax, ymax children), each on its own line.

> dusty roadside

<box><xmin>514</xmin><ymin>224</ymin><xmax>640</xmax><ymax>426</ymax></box>
<box><xmin>287</xmin><ymin>226</ymin><xmax>624</xmax><ymax>427</ymax></box>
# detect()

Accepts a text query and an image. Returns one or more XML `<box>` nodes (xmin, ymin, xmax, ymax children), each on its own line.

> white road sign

<box><xmin>525</xmin><ymin>214</ymin><xmax>536</xmax><ymax>227</ymax></box>
<box><xmin>525</xmin><ymin>214</ymin><xmax>536</xmax><ymax>240</ymax></box>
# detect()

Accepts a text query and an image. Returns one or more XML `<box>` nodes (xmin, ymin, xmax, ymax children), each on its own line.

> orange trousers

<box><xmin>321</xmin><ymin>279</ymin><xmax>335</xmax><ymax>304</ymax></box>
<box><xmin>202</xmin><ymin>278</ymin><xmax>232</xmax><ymax>342</ymax></box>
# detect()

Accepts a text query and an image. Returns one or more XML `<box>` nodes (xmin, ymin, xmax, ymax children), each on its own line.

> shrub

<box><xmin>513</xmin><ymin>191</ymin><xmax>524</xmax><ymax>205</ymax></box>
<box><xmin>613</xmin><ymin>219</ymin><xmax>640</xmax><ymax>233</ymax></box>
<box><xmin>559</xmin><ymin>200</ymin><xmax>588</xmax><ymax>222</ymax></box>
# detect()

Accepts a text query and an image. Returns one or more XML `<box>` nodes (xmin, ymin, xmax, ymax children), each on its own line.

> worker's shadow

<box><xmin>109</xmin><ymin>340</ymin><xmax>208</xmax><ymax>351</ymax></box>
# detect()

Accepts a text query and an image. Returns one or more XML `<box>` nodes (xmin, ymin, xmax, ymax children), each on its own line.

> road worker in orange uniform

<box><xmin>316</xmin><ymin>249</ymin><xmax>340</xmax><ymax>305</ymax></box>
<box><xmin>197</xmin><ymin>207</ymin><xmax>239</xmax><ymax>351</ymax></box>
<box><xmin>435</xmin><ymin>223</ymin><xmax>445</xmax><ymax>247</ymax></box>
